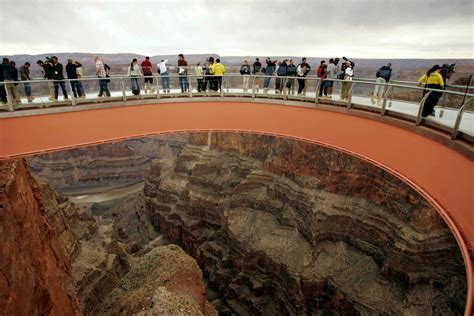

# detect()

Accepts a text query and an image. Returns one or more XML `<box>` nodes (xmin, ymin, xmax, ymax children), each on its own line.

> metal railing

<box><xmin>1</xmin><ymin>74</ymin><xmax>473</xmax><ymax>142</ymax></box>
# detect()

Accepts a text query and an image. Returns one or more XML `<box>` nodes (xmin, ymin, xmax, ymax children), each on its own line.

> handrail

<box><xmin>1</xmin><ymin>74</ymin><xmax>473</xmax><ymax>144</ymax></box>
<box><xmin>452</xmin><ymin>97</ymin><xmax>474</xmax><ymax>140</ymax></box>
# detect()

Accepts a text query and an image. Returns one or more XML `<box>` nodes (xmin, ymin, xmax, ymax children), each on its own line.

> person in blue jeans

<box><xmin>19</xmin><ymin>62</ymin><xmax>34</xmax><ymax>102</ymax></box>
<box><xmin>51</xmin><ymin>56</ymin><xmax>68</xmax><ymax>100</ymax></box>
<box><xmin>263</xmin><ymin>58</ymin><xmax>276</xmax><ymax>93</ymax></box>
<box><xmin>158</xmin><ymin>59</ymin><xmax>170</xmax><ymax>93</ymax></box>
<box><xmin>177</xmin><ymin>54</ymin><xmax>189</xmax><ymax>93</ymax></box>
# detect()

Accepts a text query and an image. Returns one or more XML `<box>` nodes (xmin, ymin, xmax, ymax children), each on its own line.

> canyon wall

<box><xmin>144</xmin><ymin>132</ymin><xmax>467</xmax><ymax>315</ymax></box>
<box><xmin>0</xmin><ymin>159</ymin><xmax>82</xmax><ymax>315</ymax></box>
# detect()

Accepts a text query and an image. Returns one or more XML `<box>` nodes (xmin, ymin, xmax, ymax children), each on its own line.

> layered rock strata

<box><xmin>27</xmin><ymin>135</ymin><xmax>188</xmax><ymax>195</ymax></box>
<box><xmin>144</xmin><ymin>132</ymin><xmax>467</xmax><ymax>315</ymax></box>
<box><xmin>0</xmin><ymin>159</ymin><xmax>81</xmax><ymax>315</ymax></box>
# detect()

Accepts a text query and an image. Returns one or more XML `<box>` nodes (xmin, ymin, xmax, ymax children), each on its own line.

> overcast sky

<box><xmin>0</xmin><ymin>0</ymin><xmax>473</xmax><ymax>58</ymax></box>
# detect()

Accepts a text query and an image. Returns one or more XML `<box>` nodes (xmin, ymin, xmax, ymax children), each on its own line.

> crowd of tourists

<box><xmin>0</xmin><ymin>54</ymin><xmax>451</xmax><ymax>117</ymax></box>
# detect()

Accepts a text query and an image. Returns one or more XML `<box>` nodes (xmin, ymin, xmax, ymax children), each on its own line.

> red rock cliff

<box><xmin>0</xmin><ymin>159</ymin><xmax>82</xmax><ymax>315</ymax></box>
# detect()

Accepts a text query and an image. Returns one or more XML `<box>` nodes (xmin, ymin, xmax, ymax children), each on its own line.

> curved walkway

<box><xmin>0</xmin><ymin>100</ymin><xmax>473</xmax><ymax>313</ymax></box>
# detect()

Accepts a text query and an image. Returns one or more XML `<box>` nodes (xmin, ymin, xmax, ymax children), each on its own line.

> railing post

<box><xmin>66</xmin><ymin>80</ymin><xmax>76</xmax><ymax>106</ymax></box>
<box><xmin>380</xmin><ymin>85</ymin><xmax>393</xmax><ymax>116</ymax></box>
<box><xmin>220</xmin><ymin>76</ymin><xmax>224</xmax><ymax>98</ymax></box>
<box><xmin>451</xmin><ymin>97</ymin><xmax>473</xmax><ymax>140</ymax></box>
<box><xmin>347</xmin><ymin>81</ymin><xmax>355</xmax><ymax>109</ymax></box>
<box><xmin>3</xmin><ymin>82</ymin><xmax>14</xmax><ymax>112</ymax></box>
<box><xmin>416</xmin><ymin>90</ymin><xmax>432</xmax><ymax>125</ymax></box>
<box><xmin>282</xmin><ymin>77</ymin><xmax>288</xmax><ymax>100</ymax></box>
<box><xmin>315</xmin><ymin>79</ymin><xmax>322</xmax><ymax>104</ymax></box>
<box><xmin>156</xmin><ymin>76</ymin><xmax>160</xmax><ymax>99</ymax></box>
<box><xmin>251</xmin><ymin>75</ymin><xmax>256</xmax><ymax>99</ymax></box>
<box><xmin>120</xmin><ymin>78</ymin><xmax>127</xmax><ymax>101</ymax></box>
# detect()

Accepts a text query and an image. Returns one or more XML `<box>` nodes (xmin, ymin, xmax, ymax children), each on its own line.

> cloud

<box><xmin>0</xmin><ymin>0</ymin><xmax>472</xmax><ymax>58</ymax></box>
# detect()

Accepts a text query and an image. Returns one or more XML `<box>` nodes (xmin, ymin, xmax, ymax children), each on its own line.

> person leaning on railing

<box><xmin>127</xmin><ymin>58</ymin><xmax>143</xmax><ymax>96</ymax></box>
<box><xmin>94</xmin><ymin>56</ymin><xmax>111</xmax><ymax>97</ymax></box>
<box><xmin>371</xmin><ymin>63</ymin><xmax>392</xmax><ymax>105</ymax></box>
<box><xmin>19</xmin><ymin>62</ymin><xmax>34</xmax><ymax>102</ymax></box>
<box><xmin>418</xmin><ymin>64</ymin><xmax>444</xmax><ymax>117</ymax></box>
<box><xmin>240</xmin><ymin>60</ymin><xmax>251</xmax><ymax>92</ymax></box>
<box><xmin>36</xmin><ymin>59</ymin><xmax>55</xmax><ymax>101</ymax></box>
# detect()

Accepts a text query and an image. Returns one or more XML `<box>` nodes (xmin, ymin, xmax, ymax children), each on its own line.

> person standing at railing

<box><xmin>19</xmin><ymin>62</ymin><xmax>34</xmax><ymax>102</ymax></box>
<box><xmin>157</xmin><ymin>59</ymin><xmax>170</xmax><ymax>93</ymax></box>
<box><xmin>195</xmin><ymin>62</ymin><xmax>204</xmax><ymax>92</ymax></box>
<box><xmin>50</xmin><ymin>56</ymin><xmax>68</xmax><ymax>101</ymax></box>
<box><xmin>317</xmin><ymin>60</ymin><xmax>327</xmax><ymax>97</ymax></box>
<box><xmin>94</xmin><ymin>56</ymin><xmax>111</xmax><ymax>97</ymax></box>
<box><xmin>324</xmin><ymin>59</ymin><xmax>338</xmax><ymax>99</ymax></box>
<box><xmin>371</xmin><ymin>63</ymin><xmax>392</xmax><ymax>105</ymax></box>
<box><xmin>74</xmin><ymin>61</ymin><xmax>85</xmax><ymax>98</ymax></box>
<box><xmin>177</xmin><ymin>54</ymin><xmax>189</xmax><ymax>93</ymax></box>
<box><xmin>66</xmin><ymin>59</ymin><xmax>84</xmax><ymax>99</ymax></box>
<box><xmin>207</xmin><ymin>57</ymin><xmax>217</xmax><ymax>91</ymax></box>
<box><xmin>252</xmin><ymin>58</ymin><xmax>262</xmax><ymax>92</ymax></box>
<box><xmin>286</xmin><ymin>59</ymin><xmax>297</xmax><ymax>95</ymax></box>
<box><xmin>296</xmin><ymin>58</ymin><xmax>310</xmax><ymax>95</ymax></box>
<box><xmin>128</xmin><ymin>58</ymin><xmax>143</xmax><ymax>96</ymax></box>
<box><xmin>276</xmin><ymin>59</ymin><xmax>288</xmax><ymax>94</ymax></box>
<box><xmin>36</xmin><ymin>59</ymin><xmax>55</xmax><ymax>101</ymax></box>
<box><xmin>418</xmin><ymin>65</ymin><xmax>444</xmax><ymax>117</ymax></box>
<box><xmin>0</xmin><ymin>58</ymin><xmax>8</xmax><ymax>105</ymax></box>
<box><xmin>262</xmin><ymin>58</ymin><xmax>276</xmax><ymax>93</ymax></box>
<box><xmin>240</xmin><ymin>60</ymin><xmax>251</xmax><ymax>92</ymax></box>
<box><xmin>340</xmin><ymin>61</ymin><xmax>353</xmax><ymax>101</ymax></box>
<box><xmin>9</xmin><ymin>61</ymin><xmax>22</xmax><ymax>104</ymax></box>
<box><xmin>213</xmin><ymin>58</ymin><xmax>225</xmax><ymax>92</ymax></box>
<box><xmin>1</xmin><ymin>59</ymin><xmax>20</xmax><ymax>105</ymax></box>
<box><xmin>141</xmin><ymin>57</ymin><xmax>155</xmax><ymax>94</ymax></box>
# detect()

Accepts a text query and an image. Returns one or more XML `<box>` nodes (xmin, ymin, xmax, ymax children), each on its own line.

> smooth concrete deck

<box><xmin>0</xmin><ymin>100</ymin><xmax>473</xmax><ymax>312</ymax></box>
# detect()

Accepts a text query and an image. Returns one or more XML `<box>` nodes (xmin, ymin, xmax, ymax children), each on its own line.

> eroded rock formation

<box><xmin>0</xmin><ymin>159</ymin><xmax>81</xmax><ymax>315</ymax></box>
<box><xmin>144</xmin><ymin>132</ymin><xmax>467</xmax><ymax>315</ymax></box>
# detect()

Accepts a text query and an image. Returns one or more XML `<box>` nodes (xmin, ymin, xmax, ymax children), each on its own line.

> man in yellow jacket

<box><xmin>210</xmin><ymin>58</ymin><xmax>225</xmax><ymax>92</ymax></box>
<box><xmin>418</xmin><ymin>65</ymin><xmax>444</xmax><ymax>117</ymax></box>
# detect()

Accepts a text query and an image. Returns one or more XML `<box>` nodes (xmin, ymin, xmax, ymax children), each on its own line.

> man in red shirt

<box><xmin>141</xmin><ymin>56</ymin><xmax>155</xmax><ymax>94</ymax></box>
<box><xmin>317</xmin><ymin>60</ymin><xmax>326</xmax><ymax>97</ymax></box>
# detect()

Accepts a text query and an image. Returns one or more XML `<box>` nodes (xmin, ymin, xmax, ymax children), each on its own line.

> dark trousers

<box><xmin>297</xmin><ymin>77</ymin><xmax>305</xmax><ymax>94</ymax></box>
<box><xmin>54</xmin><ymin>80</ymin><xmax>68</xmax><ymax>99</ymax></box>
<box><xmin>99</xmin><ymin>79</ymin><xmax>111</xmax><ymax>97</ymax></box>
<box><xmin>197</xmin><ymin>78</ymin><xmax>204</xmax><ymax>92</ymax></box>
<box><xmin>70</xmin><ymin>81</ymin><xmax>82</xmax><ymax>98</ymax></box>
<box><xmin>216</xmin><ymin>76</ymin><xmax>223</xmax><ymax>91</ymax></box>
<box><xmin>0</xmin><ymin>83</ymin><xmax>6</xmax><ymax>103</ymax></box>
<box><xmin>209</xmin><ymin>76</ymin><xmax>218</xmax><ymax>91</ymax></box>
<box><xmin>422</xmin><ymin>84</ymin><xmax>443</xmax><ymax>117</ymax></box>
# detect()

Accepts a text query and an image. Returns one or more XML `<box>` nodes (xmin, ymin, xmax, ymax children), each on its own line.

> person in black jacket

<box><xmin>66</xmin><ymin>59</ymin><xmax>84</xmax><ymax>98</ymax></box>
<box><xmin>51</xmin><ymin>56</ymin><xmax>68</xmax><ymax>100</ymax></box>
<box><xmin>9</xmin><ymin>61</ymin><xmax>22</xmax><ymax>103</ymax></box>
<box><xmin>286</xmin><ymin>59</ymin><xmax>297</xmax><ymax>95</ymax></box>
<box><xmin>37</xmin><ymin>58</ymin><xmax>55</xmax><ymax>100</ymax></box>
<box><xmin>0</xmin><ymin>58</ymin><xmax>10</xmax><ymax>104</ymax></box>
<box><xmin>371</xmin><ymin>63</ymin><xmax>392</xmax><ymax>104</ymax></box>
<box><xmin>275</xmin><ymin>59</ymin><xmax>288</xmax><ymax>94</ymax></box>
<box><xmin>240</xmin><ymin>60</ymin><xmax>251</xmax><ymax>92</ymax></box>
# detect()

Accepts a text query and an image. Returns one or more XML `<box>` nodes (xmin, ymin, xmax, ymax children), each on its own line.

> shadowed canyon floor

<box><xmin>1</xmin><ymin>132</ymin><xmax>467</xmax><ymax>315</ymax></box>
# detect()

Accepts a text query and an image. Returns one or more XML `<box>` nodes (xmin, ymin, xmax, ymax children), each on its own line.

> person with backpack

<box><xmin>240</xmin><ymin>60</ymin><xmax>251</xmax><ymax>92</ymax></box>
<box><xmin>286</xmin><ymin>59</ymin><xmax>297</xmax><ymax>95</ymax></box>
<box><xmin>418</xmin><ymin>64</ymin><xmax>444</xmax><ymax>117</ymax></box>
<box><xmin>371</xmin><ymin>63</ymin><xmax>392</xmax><ymax>104</ymax></box>
<box><xmin>276</xmin><ymin>59</ymin><xmax>288</xmax><ymax>94</ymax></box>
<box><xmin>94</xmin><ymin>55</ymin><xmax>111</xmax><ymax>97</ymax></box>
<box><xmin>127</xmin><ymin>58</ymin><xmax>143</xmax><ymax>96</ymax></box>
<box><xmin>141</xmin><ymin>56</ymin><xmax>155</xmax><ymax>94</ymax></box>
<box><xmin>157</xmin><ymin>59</ymin><xmax>170</xmax><ymax>93</ymax></box>
<box><xmin>317</xmin><ymin>60</ymin><xmax>327</xmax><ymax>97</ymax></box>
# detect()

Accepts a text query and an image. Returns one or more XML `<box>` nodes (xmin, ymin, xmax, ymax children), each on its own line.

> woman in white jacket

<box><xmin>127</xmin><ymin>58</ymin><xmax>143</xmax><ymax>95</ymax></box>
